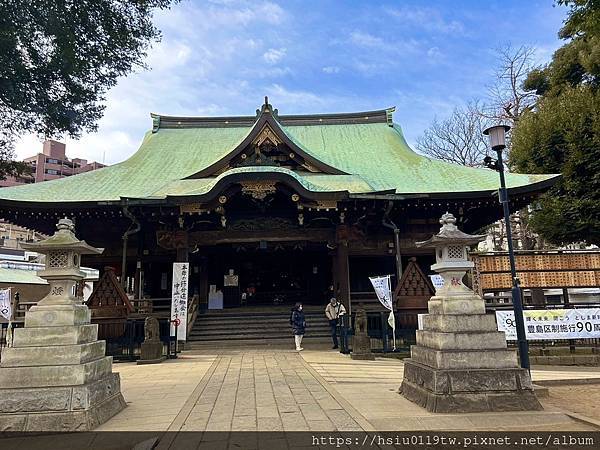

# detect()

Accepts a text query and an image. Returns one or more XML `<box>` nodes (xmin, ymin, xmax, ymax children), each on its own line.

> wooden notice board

<box><xmin>471</xmin><ymin>250</ymin><xmax>600</xmax><ymax>293</ymax></box>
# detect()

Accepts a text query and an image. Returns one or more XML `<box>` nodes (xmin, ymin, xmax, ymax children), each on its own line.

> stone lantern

<box><xmin>0</xmin><ymin>218</ymin><xmax>126</xmax><ymax>432</ymax></box>
<box><xmin>399</xmin><ymin>213</ymin><xmax>541</xmax><ymax>413</ymax></box>
<box><xmin>422</xmin><ymin>212</ymin><xmax>487</xmax><ymax>309</ymax></box>
<box><xmin>26</xmin><ymin>218</ymin><xmax>100</xmax><ymax>308</ymax></box>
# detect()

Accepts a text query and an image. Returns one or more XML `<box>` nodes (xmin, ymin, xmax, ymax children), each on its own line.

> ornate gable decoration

<box><xmin>226</xmin><ymin>121</ymin><xmax>315</xmax><ymax>172</ymax></box>
<box><xmin>394</xmin><ymin>257</ymin><xmax>435</xmax><ymax>299</ymax></box>
<box><xmin>186</xmin><ymin>97</ymin><xmax>348</xmax><ymax>179</ymax></box>
<box><xmin>86</xmin><ymin>267</ymin><xmax>133</xmax><ymax>318</ymax></box>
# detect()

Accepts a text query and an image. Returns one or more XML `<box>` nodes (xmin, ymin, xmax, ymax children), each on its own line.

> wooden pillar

<box><xmin>335</xmin><ymin>240</ymin><xmax>350</xmax><ymax>312</ymax></box>
<box><xmin>176</xmin><ymin>245</ymin><xmax>189</xmax><ymax>263</ymax></box>
<box><xmin>133</xmin><ymin>224</ymin><xmax>145</xmax><ymax>300</ymax></box>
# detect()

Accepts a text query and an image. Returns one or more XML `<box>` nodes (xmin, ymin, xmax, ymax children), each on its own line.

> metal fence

<box><xmin>104</xmin><ymin>318</ymin><xmax>178</xmax><ymax>361</ymax></box>
<box><xmin>337</xmin><ymin>311</ymin><xmax>416</xmax><ymax>354</ymax></box>
<box><xmin>0</xmin><ymin>318</ymin><xmax>178</xmax><ymax>363</ymax></box>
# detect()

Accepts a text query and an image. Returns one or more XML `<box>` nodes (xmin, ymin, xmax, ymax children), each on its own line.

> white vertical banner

<box><xmin>170</xmin><ymin>263</ymin><xmax>189</xmax><ymax>340</ymax></box>
<box><xmin>0</xmin><ymin>288</ymin><xmax>13</xmax><ymax>348</ymax></box>
<box><xmin>0</xmin><ymin>288</ymin><xmax>11</xmax><ymax>321</ymax></box>
<box><xmin>369</xmin><ymin>275</ymin><xmax>393</xmax><ymax>311</ymax></box>
<box><xmin>369</xmin><ymin>275</ymin><xmax>396</xmax><ymax>350</ymax></box>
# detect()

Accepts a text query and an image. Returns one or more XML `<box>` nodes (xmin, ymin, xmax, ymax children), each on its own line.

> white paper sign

<box><xmin>0</xmin><ymin>289</ymin><xmax>11</xmax><ymax>321</ymax></box>
<box><xmin>429</xmin><ymin>275</ymin><xmax>444</xmax><ymax>290</ymax></box>
<box><xmin>170</xmin><ymin>263</ymin><xmax>189</xmax><ymax>340</ymax></box>
<box><xmin>369</xmin><ymin>275</ymin><xmax>393</xmax><ymax>311</ymax></box>
<box><xmin>496</xmin><ymin>308</ymin><xmax>600</xmax><ymax>340</ymax></box>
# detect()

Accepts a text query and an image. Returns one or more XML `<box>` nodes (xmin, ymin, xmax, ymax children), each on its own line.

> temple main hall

<box><xmin>0</xmin><ymin>99</ymin><xmax>557</xmax><ymax>320</ymax></box>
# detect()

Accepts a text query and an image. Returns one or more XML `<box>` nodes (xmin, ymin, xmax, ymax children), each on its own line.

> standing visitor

<box><xmin>325</xmin><ymin>297</ymin><xmax>346</xmax><ymax>349</ymax></box>
<box><xmin>290</xmin><ymin>302</ymin><xmax>306</xmax><ymax>351</ymax></box>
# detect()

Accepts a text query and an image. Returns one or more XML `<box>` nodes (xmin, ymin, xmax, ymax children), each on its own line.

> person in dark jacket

<box><xmin>291</xmin><ymin>302</ymin><xmax>306</xmax><ymax>351</ymax></box>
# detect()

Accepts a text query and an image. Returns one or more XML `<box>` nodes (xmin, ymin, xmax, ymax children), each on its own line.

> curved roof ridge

<box><xmin>151</xmin><ymin>107</ymin><xmax>395</xmax><ymax>129</ymax></box>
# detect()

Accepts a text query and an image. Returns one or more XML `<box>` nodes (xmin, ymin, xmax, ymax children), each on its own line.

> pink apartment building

<box><xmin>0</xmin><ymin>140</ymin><xmax>106</xmax><ymax>187</ymax></box>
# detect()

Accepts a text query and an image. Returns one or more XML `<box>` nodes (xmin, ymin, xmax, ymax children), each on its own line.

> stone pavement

<box><xmin>95</xmin><ymin>353</ymin><xmax>216</xmax><ymax>432</ymax></box>
<box><xmin>3</xmin><ymin>348</ymin><xmax>600</xmax><ymax>449</ymax></box>
<box><xmin>95</xmin><ymin>349</ymin><xmax>600</xmax><ymax>434</ymax></box>
<box><xmin>165</xmin><ymin>351</ymin><xmax>368</xmax><ymax>433</ymax></box>
<box><xmin>301</xmin><ymin>350</ymin><xmax>600</xmax><ymax>432</ymax></box>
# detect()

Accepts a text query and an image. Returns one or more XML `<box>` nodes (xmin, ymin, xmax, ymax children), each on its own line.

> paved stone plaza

<box><xmin>92</xmin><ymin>349</ymin><xmax>600</xmax><ymax>436</ymax></box>
<box><xmin>2</xmin><ymin>348</ymin><xmax>600</xmax><ymax>450</ymax></box>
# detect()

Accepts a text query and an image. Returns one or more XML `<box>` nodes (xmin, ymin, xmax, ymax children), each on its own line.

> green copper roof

<box><xmin>0</xmin><ymin>267</ymin><xmax>48</xmax><ymax>285</ymax></box>
<box><xmin>0</xmin><ymin>108</ymin><xmax>558</xmax><ymax>205</ymax></box>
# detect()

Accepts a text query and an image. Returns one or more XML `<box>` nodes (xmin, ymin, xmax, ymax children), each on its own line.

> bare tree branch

<box><xmin>416</xmin><ymin>101</ymin><xmax>492</xmax><ymax>167</ymax></box>
<box><xmin>482</xmin><ymin>44</ymin><xmax>540</xmax><ymax>124</ymax></box>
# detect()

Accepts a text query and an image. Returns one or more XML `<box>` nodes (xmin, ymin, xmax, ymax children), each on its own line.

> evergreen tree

<box><xmin>511</xmin><ymin>0</ymin><xmax>600</xmax><ymax>245</ymax></box>
<box><xmin>0</xmin><ymin>0</ymin><xmax>178</xmax><ymax>179</ymax></box>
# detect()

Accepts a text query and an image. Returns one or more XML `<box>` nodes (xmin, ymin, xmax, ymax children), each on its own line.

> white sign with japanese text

<box><xmin>369</xmin><ymin>274</ymin><xmax>396</xmax><ymax>349</ymax></box>
<box><xmin>0</xmin><ymin>288</ymin><xmax>11</xmax><ymax>321</ymax></box>
<box><xmin>170</xmin><ymin>263</ymin><xmax>189</xmax><ymax>340</ymax></box>
<box><xmin>369</xmin><ymin>275</ymin><xmax>393</xmax><ymax>311</ymax></box>
<box><xmin>496</xmin><ymin>308</ymin><xmax>600</xmax><ymax>340</ymax></box>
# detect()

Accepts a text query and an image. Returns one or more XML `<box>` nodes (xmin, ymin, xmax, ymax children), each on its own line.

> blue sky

<box><xmin>16</xmin><ymin>0</ymin><xmax>568</xmax><ymax>164</ymax></box>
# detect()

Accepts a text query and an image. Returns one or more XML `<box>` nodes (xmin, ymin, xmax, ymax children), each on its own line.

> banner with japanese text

<box><xmin>496</xmin><ymin>308</ymin><xmax>600</xmax><ymax>340</ymax></box>
<box><xmin>0</xmin><ymin>288</ymin><xmax>11</xmax><ymax>321</ymax></box>
<box><xmin>369</xmin><ymin>274</ymin><xmax>396</xmax><ymax>349</ymax></box>
<box><xmin>170</xmin><ymin>263</ymin><xmax>189</xmax><ymax>340</ymax></box>
<box><xmin>369</xmin><ymin>275</ymin><xmax>393</xmax><ymax>311</ymax></box>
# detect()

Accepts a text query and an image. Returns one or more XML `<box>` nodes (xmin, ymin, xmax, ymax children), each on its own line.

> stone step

<box><xmin>195</xmin><ymin>313</ymin><xmax>327</xmax><ymax>322</ymax></box>
<box><xmin>0</xmin><ymin>341</ymin><xmax>106</xmax><ymax>368</ymax></box>
<box><xmin>0</xmin><ymin>373</ymin><xmax>122</xmax><ymax>415</ymax></box>
<box><xmin>410</xmin><ymin>345</ymin><xmax>518</xmax><ymax>370</ymax></box>
<box><xmin>12</xmin><ymin>324</ymin><xmax>99</xmax><ymax>348</ymax></box>
<box><xmin>0</xmin><ymin>356</ymin><xmax>113</xmax><ymax>389</ymax></box>
<box><xmin>422</xmin><ymin>313</ymin><xmax>498</xmax><ymax>333</ymax></box>
<box><xmin>191</xmin><ymin>322</ymin><xmax>330</xmax><ymax>331</ymax></box>
<box><xmin>188</xmin><ymin>332</ymin><xmax>331</xmax><ymax>341</ymax></box>
<box><xmin>25</xmin><ymin>304</ymin><xmax>91</xmax><ymax>328</ymax></box>
<box><xmin>186</xmin><ymin>336</ymin><xmax>332</xmax><ymax>349</ymax></box>
<box><xmin>402</xmin><ymin>359</ymin><xmax>535</xmax><ymax>394</ymax></box>
<box><xmin>416</xmin><ymin>329</ymin><xmax>508</xmax><ymax>350</ymax></box>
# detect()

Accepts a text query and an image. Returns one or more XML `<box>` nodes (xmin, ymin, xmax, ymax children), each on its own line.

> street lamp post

<box><xmin>483</xmin><ymin>124</ymin><xmax>530</xmax><ymax>370</ymax></box>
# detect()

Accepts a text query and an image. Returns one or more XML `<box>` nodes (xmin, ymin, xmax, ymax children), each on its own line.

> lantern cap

<box><xmin>416</xmin><ymin>212</ymin><xmax>486</xmax><ymax>248</ymax></box>
<box><xmin>20</xmin><ymin>218</ymin><xmax>103</xmax><ymax>255</ymax></box>
<box><xmin>482</xmin><ymin>124</ymin><xmax>511</xmax><ymax>135</ymax></box>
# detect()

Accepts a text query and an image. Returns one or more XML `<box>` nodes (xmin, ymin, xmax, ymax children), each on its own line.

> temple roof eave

<box><xmin>0</xmin><ymin>171</ymin><xmax>559</xmax><ymax>209</ymax></box>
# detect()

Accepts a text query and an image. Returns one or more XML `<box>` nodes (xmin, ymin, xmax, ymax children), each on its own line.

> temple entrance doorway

<box><xmin>204</xmin><ymin>242</ymin><xmax>332</xmax><ymax>308</ymax></box>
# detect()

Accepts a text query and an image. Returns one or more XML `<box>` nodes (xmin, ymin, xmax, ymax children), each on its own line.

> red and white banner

<box><xmin>170</xmin><ymin>263</ymin><xmax>189</xmax><ymax>340</ymax></box>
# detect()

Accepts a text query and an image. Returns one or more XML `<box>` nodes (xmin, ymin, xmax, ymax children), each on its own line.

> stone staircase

<box><xmin>187</xmin><ymin>306</ymin><xmax>332</xmax><ymax>349</ymax></box>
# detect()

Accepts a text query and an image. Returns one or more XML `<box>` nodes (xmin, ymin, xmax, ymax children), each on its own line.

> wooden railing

<box><xmin>187</xmin><ymin>294</ymin><xmax>199</xmax><ymax>338</ymax></box>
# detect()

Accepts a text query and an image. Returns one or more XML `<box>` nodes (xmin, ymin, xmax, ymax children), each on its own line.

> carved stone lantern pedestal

<box><xmin>400</xmin><ymin>213</ymin><xmax>541</xmax><ymax>413</ymax></box>
<box><xmin>0</xmin><ymin>219</ymin><xmax>126</xmax><ymax>432</ymax></box>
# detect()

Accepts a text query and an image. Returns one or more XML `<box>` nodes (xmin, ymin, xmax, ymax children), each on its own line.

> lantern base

<box><xmin>400</xmin><ymin>363</ymin><xmax>541</xmax><ymax>413</ymax></box>
<box><xmin>0</xmin><ymin>373</ymin><xmax>126</xmax><ymax>432</ymax></box>
<box><xmin>400</xmin><ymin>293</ymin><xmax>541</xmax><ymax>412</ymax></box>
<box><xmin>0</xmin><ymin>305</ymin><xmax>126</xmax><ymax>431</ymax></box>
<box><xmin>25</xmin><ymin>304</ymin><xmax>91</xmax><ymax>327</ymax></box>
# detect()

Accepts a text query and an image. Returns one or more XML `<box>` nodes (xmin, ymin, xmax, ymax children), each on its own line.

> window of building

<box><xmin>46</xmin><ymin>158</ymin><xmax>59</xmax><ymax>164</ymax></box>
<box><xmin>46</xmin><ymin>169</ymin><xmax>59</xmax><ymax>175</ymax></box>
